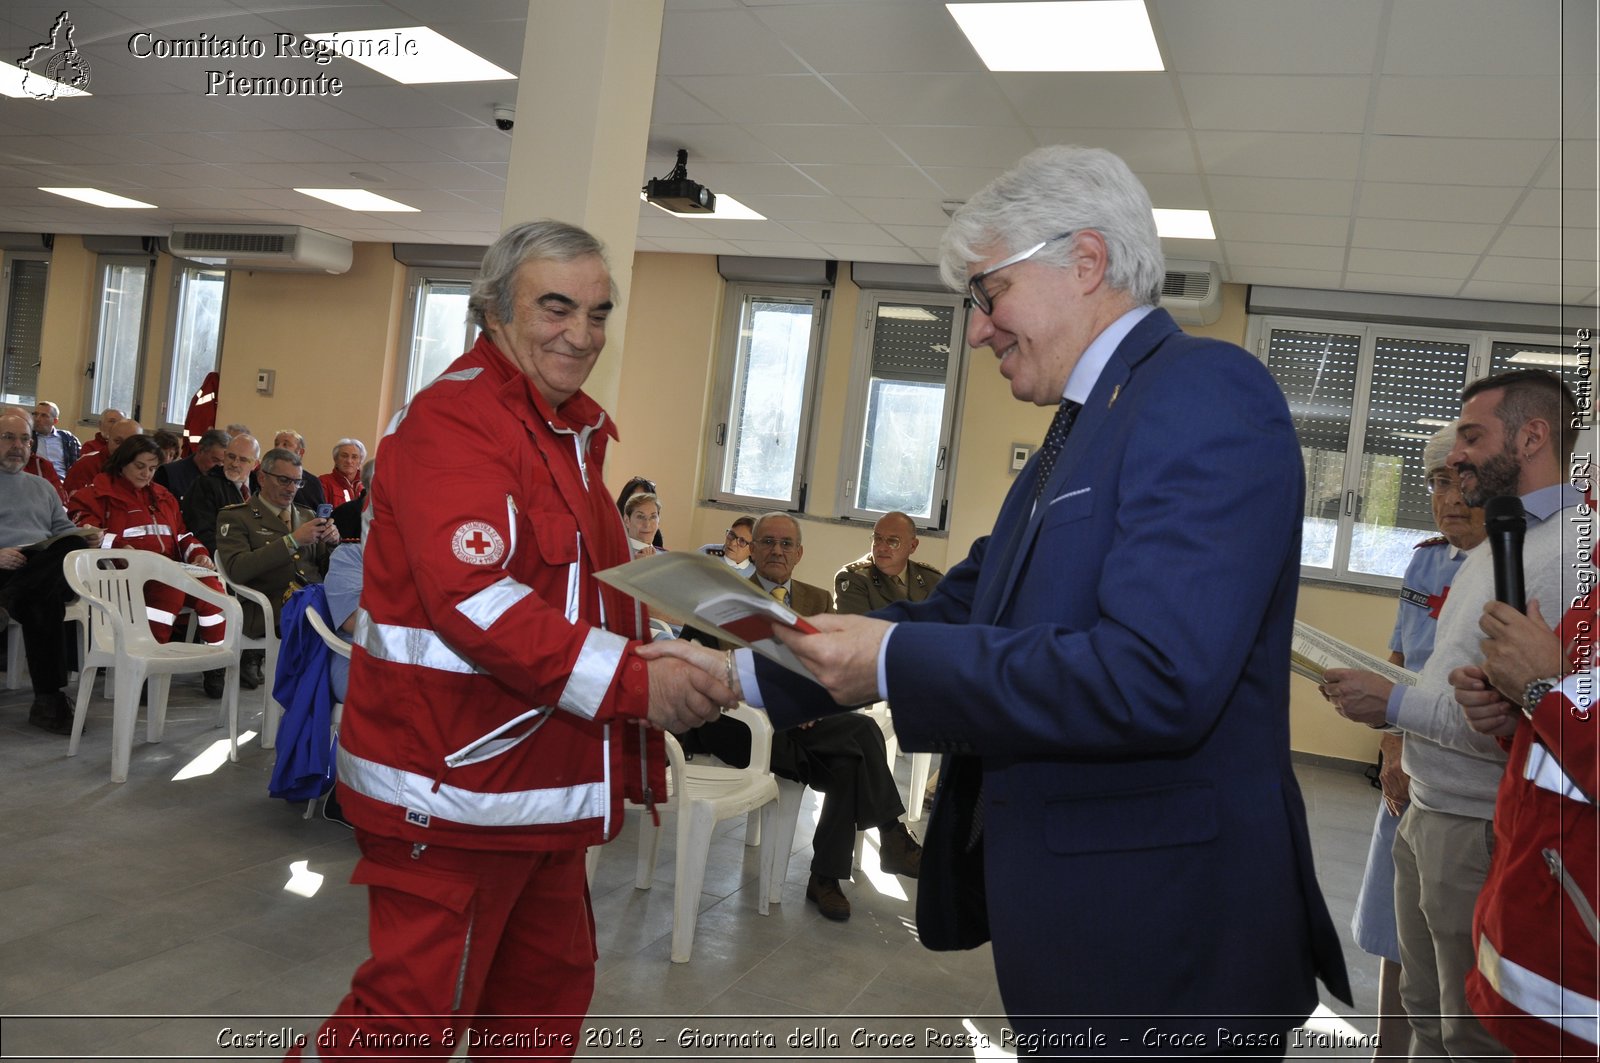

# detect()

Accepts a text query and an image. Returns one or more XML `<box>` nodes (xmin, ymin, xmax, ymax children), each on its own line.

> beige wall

<box><xmin>25</xmin><ymin>241</ymin><xmax>1384</xmax><ymax>762</ymax></box>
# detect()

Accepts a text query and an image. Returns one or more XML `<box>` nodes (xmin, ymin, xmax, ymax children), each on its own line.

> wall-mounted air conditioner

<box><xmin>1160</xmin><ymin>259</ymin><xmax>1222</xmax><ymax>325</ymax></box>
<box><xmin>169</xmin><ymin>224</ymin><xmax>352</xmax><ymax>274</ymax></box>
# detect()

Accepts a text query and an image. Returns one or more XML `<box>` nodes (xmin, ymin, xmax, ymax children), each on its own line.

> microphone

<box><xmin>1484</xmin><ymin>495</ymin><xmax>1527</xmax><ymax>613</ymax></box>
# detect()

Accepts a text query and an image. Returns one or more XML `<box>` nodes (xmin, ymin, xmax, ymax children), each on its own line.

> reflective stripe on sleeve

<box><xmin>1477</xmin><ymin>935</ymin><xmax>1600</xmax><ymax>1047</ymax></box>
<box><xmin>557</xmin><ymin>627</ymin><xmax>628</xmax><ymax>719</ymax></box>
<box><xmin>454</xmin><ymin>575</ymin><xmax>533</xmax><ymax>632</ymax></box>
<box><xmin>356</xmin><ymin>612</ymin><xmax>484</xmax><ymax>675</ymax></box>
<box><xmin>1525</xmin><ymin>742</ymin><xmax>1593</xmax><ymax>804</ymax></box>
<box><xmin>338</xmin><ymin>745</ymin><xmax>607</xmax><ymax>828</ymax></box>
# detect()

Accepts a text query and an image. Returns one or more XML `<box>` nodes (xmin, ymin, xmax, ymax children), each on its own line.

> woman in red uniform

<box><xmin>68</xmin><ymin>435</ymin><xmax>229</xmax><ymax>693</ymax></box>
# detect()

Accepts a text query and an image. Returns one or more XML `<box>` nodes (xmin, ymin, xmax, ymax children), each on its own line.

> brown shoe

<box><xmin>806</xmin><ymin>873</ymin><xmax>851</xmax><ymax>921</ymax></box>
<box><xmin>877</xmin><ymin>821</ymin><xmax>922</xmax><ymax>878</ymax></box>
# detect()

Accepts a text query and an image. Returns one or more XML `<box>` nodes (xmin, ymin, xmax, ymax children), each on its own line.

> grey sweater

<box><xmin>0</xmin><ymin>467</ymin><xmax>76</xmax><ymax>549</ymax></box>
<box><xmin>1395</xmin><ymin>485</ymin><xmax>1590</xmax><ymax>819</ymax></box>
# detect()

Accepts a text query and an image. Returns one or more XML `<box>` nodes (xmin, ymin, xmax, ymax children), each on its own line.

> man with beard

<box><xmin>1323</xmin><ymin>368</ymin><xmax>1585</xmax><ymax>1060</ymax></box>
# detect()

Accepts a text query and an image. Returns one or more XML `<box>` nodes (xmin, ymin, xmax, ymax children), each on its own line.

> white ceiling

<box><xmin>1</xmin><ymin>0</ymin><xmax>1595</xmax><ymax>306</ymax></box>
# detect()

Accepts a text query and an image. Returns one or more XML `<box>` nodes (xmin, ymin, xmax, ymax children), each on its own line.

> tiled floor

<box><xmin>0</xmin><ymin>674</ymin><xmax>1387</xmax><ymax>1061</ymax></box>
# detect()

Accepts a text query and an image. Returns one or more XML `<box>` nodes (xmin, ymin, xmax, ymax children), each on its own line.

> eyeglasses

<box><xmin>755</xmin><ymin>537</ymin><xmax>797</xmax><ymax>551</ymax></box>
<box><xmin>0</xmin><ymin>433</ymin><xmax>30</xmax><ymax>445</ymax></box>
<box><xmin>262</xmin><ymin>471</ymin><xmax>303</xmax><ymax>488</ymax></box>
<box><xmin>1425</xmin><ymin>473</ymin><xmax>1463</xmax><ymax>496</ymax></box>
<box><xmin>967</xmin><ymin>231</ymin><xmax>1075</xmax><ymax>315</ymax></box>
<box><xmin>872</xmin><ymin>534</ymin><xmax>906</xmax><ymax>550</ymax></box>
<box><xmin>726</xmin><ymin>532</ymin><xmax>752</xmax><ymax>548</ymax></box>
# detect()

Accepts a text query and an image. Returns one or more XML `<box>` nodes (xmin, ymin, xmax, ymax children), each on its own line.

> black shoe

<box><xmin>239</xmin><ymin>651</ymin><xmax>264</xmax><ymax>690</ymax></box>
<box><xmin>878</xmin><ymin>820</ymin><xmax>923</xmax><ymax>878</ymax></box>
<box><xmin>203</xmin><ymin>669</ymin><xmax>226</xmax><ymax>699</ymax></box>
<box><xmin>806</xmin><ymin>873</ymin><xmax>851</xmax><ymax>921</ymax></box>
<box><xmin>28</xmin><ymin>691</ymin><xmax>74</xmax><ymax>736</ymax></box>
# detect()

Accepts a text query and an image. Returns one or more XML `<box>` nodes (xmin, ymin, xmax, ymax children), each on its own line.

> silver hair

<box><xmin>35</xmin><ymin>400</ymin><xmax>59</xmax><ymax>418</ymax></box>
<box><xmin>225</xmin><ymin>423</ymin><xmax>251</xmax><ymax>437</ymax></box>
<box><xmin>273</xmin><ymin>429</ymin><xmax>306</xmax><ymax>450</ymax></box>
<box><xmin>469</xmin><ymin>220</ymin><xmax>613</xmax><ymax>330</ymax></box>
<box><xmin>1422</xmin><ymin>423</ymin><xmax>1457</xmax><ymax>472</ymax></box>
<box><xmin>753</xmin><ymin>512</ymin><xmax>802</xmax><ymax>545</ymax></box>
<box><xmin>332</xmin><ymin>437</ymin><xmax>367</xmax><ymax>462</ymax></box>
<box><xmin>260</xmin><ymin>446</ymin><xmax>302</xmax><ymax>471</ymax></box>
<box><xmin>939</xmin><ymin>145</ymin><xmax>1165</xmax><ymax>306</ymax></box>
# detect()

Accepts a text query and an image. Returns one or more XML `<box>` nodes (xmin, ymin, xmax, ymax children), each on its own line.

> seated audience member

<box><xmin>320</xmin><ymin>438</ymin><xmax>366</xmax><ymax>507</ymax></box>
<box><xmin>323</xmin><ymin>536</ymin><xmax>363</xmax><ymax>704</ymax></box>
<box><xmin>681</xmin><ymin>513</ymin><xmax>922</xmax><ymax>921</ymax></box>
<box><xmin>68</xmin><ymin>435</ymin><xmax>230</xmax><ymax>698</ymax></box>
<box><xmin>217</xmin><ymin>445</ymin><xmax>338</xmax><ymax>650</ymax></box>
<box><xmin>250</xmin><ymin>429</ymin><xmax>326</xmax><ymax>510</ymax></box>
<box><xmin>152</xmin><ymin>430</ymin><xmax>182</xmax><ymax>466</ymax></box>
<box><xmin>155</xmin><ymin>427</ymin><xmax>228</xmax><ymax>501</ymax></box>
<box><xmin>0</xmin><ymin>409</ymin><xmax>102</xmax><ymax>733</ymax></box>
<box><xmin>616</xmin><ymin>475</ymin><xmax>663</xmax><ymax>549</ymax></box>
<box><xmin>30</xmin><ymin>400</ymin><xmax>80</xmax><ymax>479</ymax></box>
<box><xmin>1451</xmin><ymin>597</ymin><xmax>1596</xmax><ymax>1060</ymax></box>
<box><xmin>697</xmin><ymin>516</ymin><xmax>755</xmax><ymax>576</ymax></box>
<box><xmin>13</xmin><ymin>406</ymin><xmax>68</xmax><ymax>505</ymax></box>
<box><xmin>834</xmin><ymin>511</ymin><xmax>941</xmax><ymax>613</ymax></box>
<box><xmin>183</xmin><ymin>434</ymin><xmax>259</xmax><ymax>558</ymax></box>
<box><xmin>623</xmin><ymin>491</ymin><xmax>661</xmax><ymax>558</ymax></box>
<box><xmin>78</xmin><ymin>407</ymin><xmax>125</xmax><ymax>464</ymax></box>
<box><xmin>64</xmin><ymin>417</ymin><xmax>141</xmax><ymax>495</ymax></box>
<box><xmin>224</xmin><ymin>422</ymin><xmax>251</xmax><ymax>438</ymax></box>
<box><xmin>331</xmin><ymin>458</ymin><xmax>374</xmax><ymax>543</ymax></box>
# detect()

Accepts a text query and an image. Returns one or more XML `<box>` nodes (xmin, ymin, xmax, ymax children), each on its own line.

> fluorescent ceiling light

<box><xmin>296</xmin><ymin>187</ymin><xmax>418</xmax><ymax>212</ymax></box>
<box><xmin>39</xmin><ymin>187</ymin><xmax>154</xmax><ymax>208</ymax></box>
<box><xmin>1153</xmin><ymin>208</ymin><xmax>1215</xmax><ymax>240</ymax></box>
<box><xmin>947</xmin><ymin>1</ymin><xmax>1163</xmax><ymax>72</ymax></box>
<box><xmin>640</xmin><ymin>191</ymin><xmax>766</xmax><ymax>220</ymax></box>
<box><xmin>1507</xmin><ymin>349</ymin><xmax>1578</xmax><ymax>368</ymax></box>
<box><xmin>304</xmin><ymin>27</ymin><xmax>515</xmax><ymax>84</ymax></box>
<box><xmin>0</xmin><ymin>59</ymin><xmax>92</xmax><ymax>99</ymax></box>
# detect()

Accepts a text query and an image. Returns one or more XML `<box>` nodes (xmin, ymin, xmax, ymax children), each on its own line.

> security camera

<box><xmin>492</xmin><ymin>105</ymin><xmax>514</xmax><ymax>132</ymax></box>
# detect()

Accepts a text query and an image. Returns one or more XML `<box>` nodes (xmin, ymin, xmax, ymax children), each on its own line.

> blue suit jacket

<box><xmin>760</xmin><ymin>309</ymin><xmax>1349</xmax><ymax>1041</ymax></box>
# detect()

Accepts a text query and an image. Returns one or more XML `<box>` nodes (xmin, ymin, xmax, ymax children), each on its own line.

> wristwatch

<box><xmin>1522</xmin><ymin>676</ymin><xmax>1561</xmax><ymax>720</ymax></box>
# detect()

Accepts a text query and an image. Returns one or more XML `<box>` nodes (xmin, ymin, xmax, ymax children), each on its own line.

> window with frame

<box><xmin>161</xmin><ymin>265</ymin><xmax>228</xmax><ymax>426</ymax></box>
<box><xmin>703</xmin><ymin>282</ymin><xmax>829</xmax><ymax>511</ymax></box>
<box><xmin>399</xmin><ymin>268</ymin><xmax>477</xmax><ymax>405</ymax></box>
<box><xmin>1257</xmin><ymin>315</ymin><xmax>1589</xmax><ymax>587</ymax></box>
<box><xmin>0</xmin><ymin>252</ymin><xmax>49</xmax><ymax>406</ymax></box>
<box><xmin>83</xmin><ymin>254</ymin><xmax>154</xmax><ymax>421</ymax></box>
<box><xmin>835</xmin><ymin>291</ymin><xmax>967</xmax><ymax>526</ymax></box>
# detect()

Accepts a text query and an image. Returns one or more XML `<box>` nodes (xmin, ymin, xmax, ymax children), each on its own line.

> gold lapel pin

<box><xmin>1108</xmin><ymin>383</ymin><xmax>1121</xmax><ymax>409</ymax></box>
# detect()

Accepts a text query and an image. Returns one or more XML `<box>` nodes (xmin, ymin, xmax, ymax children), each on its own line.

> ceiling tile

<box><xmin>1472</xmin><ymin>255</ymin><xmax>1597</xmax><ymax>287</ymax></box>
<box><xmin>1136</xmin><ymin>172</ymin><xmax>1210</xmax><ymax>209</ymax></box>
<box><xmin>682</xmin><ymin>219</ymin><xmax>802</xmax><ymax>244</ymax></box>
<box><xmin>841</xmin><ymin>196</ymin><xmax>952</xmax><ymax>226</ymax></box>
<box><xmin>1456</xmin><ymin>279</ymin><xmax>1580</xmax><ymax>305</ymax></box>
<box><xmin>994</xmin><ymin>73</ymin><xmax>1185</xmax><ymax>129</ymax></box>
<box><xmin>1363</xmin><ymin>136</ymin><xmax>1551</xmax><ymax>187</ymax></box>
<box><xmin>1213</xmin><ymin>211</ymin><xmax>1350</xmax><ymax>246</ymax></box>
<box><xmin>822</xmin><ymin>244</ymin><xmax>924</xmax><ymax>264</ymax></box>
<box><xmin>1346</xmin><ymin>247</ymin><xmax>1480</xmax><ymax>279</ymax></box>
<box><xmin>1161</xmin><ymin>238</ymin><xmax>1222</xmax><ymax>261</ymax></box>
<box><xmin>1195</xmin><ymin>131</ymin><xmax>1362</xmax><ymax>180</ymax></box>
<box><xmin>880</xmin><ymin>125</ymin><xmax>1038</xmax><ymax>172</ymax></box>
<box><xmin>1514</xmin><ymin>188</ymin><xmax>1598</xmax><ymax>228</ymax></box>
<box><xmin>1373</xmin><ymin>76</ymin><xmax>1561</xmax><ymax>139</ymax></box>
<box><xmin>1488</xmin><ymin>225</ymin><xmax>1583</xmax><ymax>258</ymax></box>
<box><xmin>726</xmin><ymin>240</ymin><xmax>834</xmax><ymax>258</ymax></box>
<box><xmin>1154</xmin><ymin>0</ymin><xmax>1387</xmax><ymax>75</ymax></box>
<box><xmin>1357</xmin><ymin>181</ymin><xmax>1524</xmax><ymax>223</ymax></box>
<box><xmin>796</xmin><ymin>164</ymin><xmax>941</xmax><ymax>198</ymax></box>
<box><xmin>669</xmin><ymin>75</ymin><xmax>865</xmax><ymax>125</ymax></box>
<box><xmin>689</xmin><ymin>162</ymin><xmax>825</xmax><ymax>197</ymax></box>
<box><xmin>646</xmin><ymin>125</ymin><xmax>783</xmax><ymax>166</ymax></box>
<box><xmin>1034</xmin><ymin>128</ymin><xmax>1194</xmax><ymax>174</ymax></box>
<box><xmin>743</xmin><ymin>125</ymin><xmax>905</xmax><ymax>166</ymax></box>
<box><xmin>1180</xmin><ymin>75</ymin><xmax>1370</xmax><ymax>133</ymax></box>
<box><xmin>650</xmin><ymin>79</ymin><xmax>724</xmax><ymax>125</ymax></box>
<box><xmin>1227</xmin><ymin>242</ymin><xmax>1346</xmax><ymax>270</ymax></box>
<box><xmin>656</xmin><ymin>8</ymin><xmax>809</xmax><ymax>77</ymax></box>
<box><xmin>1226</xmin><ymin>265</ymin><xmax>1346</xmax><ymax>288</ymax></box>
<box><xmin>781</xmin><ymin>220</ymin><xmax>899</xmax><ymax>245</ymax></box>
<box><xmin>1342</xmin><ymin>273</ymin><xmax>1465</xmax><ymax>298</ymax></box>
<box><xmin>881</xmin><ymin>224</ymin><xmax>948</xmax><ymax>250</ymax></box>
<box><xmin>1383</xmin><ymin>0</ymin><xmax>1563</xmax><ymax>76</ymax></box>
<box><xmin>1539</xmin><ymin>142</ymin><xmax>1599</xmax><ymax>190</ymax></box>
<box><xmin>750</xmin><ymin>1</ymin><xmax>984</xmax><ymax>74</ymax></box>
<box><xmin>1206</xmin><ymin>176</ymin><xmax>1355</xmax><ymax>215</ymax></box>
<box><xmin>735</xmin><ymin>193</ymin><xmax>867</xmax><ymax>223</ymax></box>
<box><xmin>1351</xmin><ymin>218</ymin><xmax>1500</xmax><ymax>255</ymax></box>
<box><xmin>825</xmin><ymin>73</ymin><xmax>1014</xmax><ymax>126</ymax></box>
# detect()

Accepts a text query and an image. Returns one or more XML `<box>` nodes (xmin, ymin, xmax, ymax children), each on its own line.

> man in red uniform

<box><xmin>1452</xmin><ymin>592</ymin><xmax>1597</xmax><ymax>1058</ymax></box>
<box><xmin>293</xmin><ymin>220</ymin><xmax>731</xmax><ymax>1061</ymax></box>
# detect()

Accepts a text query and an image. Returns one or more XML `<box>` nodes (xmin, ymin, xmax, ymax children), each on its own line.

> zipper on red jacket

<box><xmin>639</xmin><ymin>721</ymin><xmax>659</xmax><ymax>827</ymax></box>
<box><xmin>1543</xmin><ymin>848</ymin><xmax>1600</xmax><ymax>942</ymax></box>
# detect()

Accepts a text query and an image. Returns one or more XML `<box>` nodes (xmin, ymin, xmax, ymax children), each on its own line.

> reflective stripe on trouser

<box><xmin>294</xmin><ymin>831</ymin><xmax>595</xmax><ymax>1060</ymax></box>
<box><xmin>1477</xmin><ymin>935</ymin><xmax>1600</xmax><ymax>1047</ymax></box>
<box><xmin>144</xmin><ymin>576</ymin><xmax>227</xmax><ymax>644</ymax></box>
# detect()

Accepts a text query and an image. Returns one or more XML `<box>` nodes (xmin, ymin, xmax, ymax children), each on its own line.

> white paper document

<box><xmin>1291</xmin><ymin>620</ymin><xmax>1419</xmax><ymax>687</ymax></box>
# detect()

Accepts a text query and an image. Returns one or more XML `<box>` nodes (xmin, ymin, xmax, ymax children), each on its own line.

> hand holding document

<box><xmin>596</xmin><ymin>551</ymin><xmax>819</xmax><ymax>680</ymax></box>
<box><xmin>1291</xmin><ymin>620</ymin><xmax>1419</xmax><ymax>687</ymax></box>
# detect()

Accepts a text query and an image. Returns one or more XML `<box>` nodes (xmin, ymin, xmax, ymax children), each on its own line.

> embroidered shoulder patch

<box><xmin>451</xmin><ymin>521</ymin><xmax>505</xmax><ymax>565</ymax></box>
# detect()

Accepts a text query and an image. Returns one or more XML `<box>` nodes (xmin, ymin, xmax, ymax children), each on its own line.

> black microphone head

<box><xmin>1485</xmin><ymin>494</ymin><xmax>1526</xmax><ymax>534</ymax></box>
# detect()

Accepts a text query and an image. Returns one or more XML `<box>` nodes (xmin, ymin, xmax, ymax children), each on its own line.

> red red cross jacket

<box><xmin>1467</xmin><ymin>602</ymin><xmax>1599</xmax><ymax>1058</ymax></box>
<box><xmin>334</xmin><ymin>334</ymin><xmax>665</xmax><ymax>852</ymax></box>
<box><xmin>68</xmin><ymin>472</ymin><xmax>209</xmax><ymax>563</ymax></box>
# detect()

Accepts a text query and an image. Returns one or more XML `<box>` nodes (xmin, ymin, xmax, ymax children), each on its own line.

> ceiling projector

<box><xmin>644</xmin><ymin>149</ymin><xmax>716</xmax><ymax>214</ymax></box>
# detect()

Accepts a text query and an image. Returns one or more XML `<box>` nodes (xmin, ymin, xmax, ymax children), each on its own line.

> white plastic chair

<box><xmin>63</xmin><ymin>549</ymin><xmax>243</xmax><ymax>783</ymax></box>
<box><xmin>301</xmin><ymin>604</ymin><xmax>350</xmax><ymax>820</ymax></box>
<box><xmin>214</xmin><ymin>551</ymin><xmax>284</xmax><ymax>749</ymax></box>
<box><xmin>630</xmin><ymin>704</ymin><xmax>782</xmax><ymax>963</ymax></box>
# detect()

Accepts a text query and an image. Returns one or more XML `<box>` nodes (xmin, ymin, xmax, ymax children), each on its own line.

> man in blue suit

<box><xmin>647</xmin><ymin>145</ymin><xmax>1349</xmax><ymax>1053</ymax></box>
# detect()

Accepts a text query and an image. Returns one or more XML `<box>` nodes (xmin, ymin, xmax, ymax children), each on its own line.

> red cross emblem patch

<box><xmin>451</xmin><ymin>521</ymin><xmax>505</xmax><ymax>566</ymax></box>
